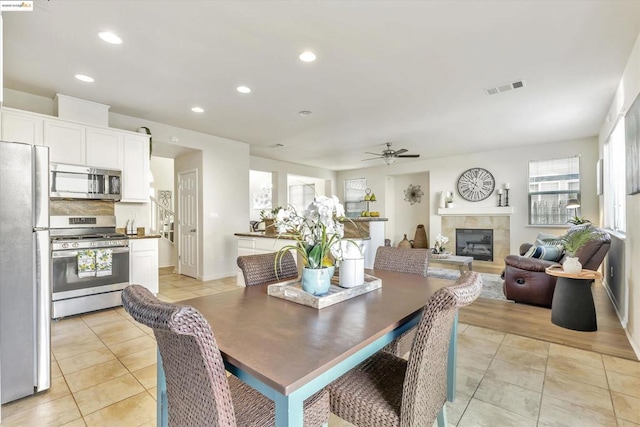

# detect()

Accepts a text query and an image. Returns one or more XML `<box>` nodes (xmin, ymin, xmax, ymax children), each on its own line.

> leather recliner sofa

<box><xmin>502</xmin><ymin>226</ymin><xmax>611</xmax><ymax>307</ymax></box>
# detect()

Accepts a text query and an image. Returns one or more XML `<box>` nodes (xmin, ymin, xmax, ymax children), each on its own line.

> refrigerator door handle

<box><xmin>33</xmin><ymin>145</ymin><xmax>50</xmax><ymax>229</ymax></box>
<box><xmin>35</xmin><ymin>229</ymin><xmax>51</xmax><ymax>392</ymax></box>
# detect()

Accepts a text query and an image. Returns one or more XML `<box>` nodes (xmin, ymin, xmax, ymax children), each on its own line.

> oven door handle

<box><xmin>52</xmin><ymin>247</ymin><xmax>129</xmax><ymax>258</ymax></box>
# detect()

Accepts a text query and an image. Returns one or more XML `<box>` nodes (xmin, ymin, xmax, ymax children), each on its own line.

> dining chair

<box><xmin>121</xmin><ymin>284</ymin><xmax>330</xmax><ymax>427</ymax></box>
<box><xmin>374</xmin><ymin>246</ymin><xmax>430</xmax><ymax>276</ymax></box>
<box><xmin>237</xmin><ymin>251</ymin><xmax>298</xmax><ymax>286</ymax></box>
<box><xmin>374</xmin><ymin>246</ymin><xmax>429</xmax><ymax>357</ymax></box>
<box><xmin>327</xmin><ymin>271</ymin><xmax>483</xmax><ymax>427</ymax></box>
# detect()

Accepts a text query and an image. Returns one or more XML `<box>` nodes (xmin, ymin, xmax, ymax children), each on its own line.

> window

<box><xmin>528</xmin><ymin>156</ymin><xmax>580</xmax><ymax>225</ymax></box>
<box><xmin>344</xmin><ymin>178</ymin><xmax>367</xmax><ymax>218</ymax></box>
<box><xmin>604</xmin><ymin>118</ymin><xmax>626</xmax><ymax>232</ymax></box>
<box><xmin>288</xmin><ymin>183</ymin><xmax>315</xmax><ymax>213</ymax></box>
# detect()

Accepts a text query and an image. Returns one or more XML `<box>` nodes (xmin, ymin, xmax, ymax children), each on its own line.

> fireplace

<box><xmin>456</xmin><ymin>228</ymin><xmax>493</xmax><ymax>261</ymax></box>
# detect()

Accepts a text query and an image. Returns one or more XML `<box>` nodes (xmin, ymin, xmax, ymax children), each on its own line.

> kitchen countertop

<box><xmin>126</xmin><ymin>234</ymin><xmax>161</xmax><ymax>239</ymax></box>
<box><xmin>116</xmin><ymin>228</ymin><xmax>161</xmax><ymax>239</ymax></box>
<box><xmin>234</xmin><ymin>232</ymin><xmax>297</xmax><ymax>240</ymax></box>
<box><xmin>343</xmin><ymin>217</ymin><xmax>388</xmax><ymax>222</ymax></box>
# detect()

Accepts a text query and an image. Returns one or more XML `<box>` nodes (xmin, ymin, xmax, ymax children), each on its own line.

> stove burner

<box><xmin>51</xmin><ymin>233</ymin><xmax>128</xmax><ymax>241</ymax></box>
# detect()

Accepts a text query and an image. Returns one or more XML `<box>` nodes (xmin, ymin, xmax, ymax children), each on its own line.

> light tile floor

<box><xmin>1</xmin><ymin>273</ymin><xmax>639</xmax><ymax>426</ymax></box>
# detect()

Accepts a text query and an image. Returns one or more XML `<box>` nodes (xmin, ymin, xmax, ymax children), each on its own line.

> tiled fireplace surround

<box><xmin>441</xmin><ymin>215</ymin><xmax>510</xmax><ymax>270</ymax></box>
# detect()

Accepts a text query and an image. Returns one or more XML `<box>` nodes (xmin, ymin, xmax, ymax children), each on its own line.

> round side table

<box><xmin>545</xmin><ymin>266</ymin><xmax>602</xmax><ymax>332</ymax></box>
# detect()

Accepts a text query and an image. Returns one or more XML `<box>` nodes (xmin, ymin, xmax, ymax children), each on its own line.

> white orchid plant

<box><xmin>434</xmin><ymin>234</ymin><xmax>449</xmax><ymax>253</ymax></box>
<box><xmin>275</xmin><ymin>196</ymin><xmax>346</xmax><ymax>269</ymax></box>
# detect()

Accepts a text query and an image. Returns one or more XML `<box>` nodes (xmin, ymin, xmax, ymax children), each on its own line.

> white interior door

<box><xmin>178</xmin><ymin>170</ymin><xmax>197</xmax><ymax>278</ymax></box>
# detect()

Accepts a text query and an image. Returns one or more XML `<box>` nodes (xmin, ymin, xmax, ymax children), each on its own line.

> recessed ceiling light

<box><xmin>74</xmin><ymin>74</ymin><xmax>94</xmax><ymax>83</ymax></box>
<box><xmin>298</xmin><ymin>110</ymin><xmax>312</xmax><ymax>116</ymax></box>
<box><xmin>191</xmin><ymin>107</ymin><xmax>204</xmax><ymax>113</ymax></box>
<box><xmin>236</xmin><ymin>86</ymin><xmax>251</xmax><ymax>94</ymax></box>
<box><xmin>299</xmin><ymin>51</ymin><xmax>316</xmax><ymax>62</ymax></box>
<box><xmin>98</xmin><ymin>31</ymin><xmax>122</xmax><ymax>45</ymax></box>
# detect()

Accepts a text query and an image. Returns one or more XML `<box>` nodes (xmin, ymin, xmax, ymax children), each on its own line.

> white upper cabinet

<box><xmin>1</xmin><ymin>109</ymin><xmax>44</xmax><ymax>146</ymax></box>
<box><xmin>0</xmin><ymin>107</ymin><xmax>150</xmax><ymax>203</ymax></box>
<box><xmin>86</xmin><ymin>127</ymin><xmax>123</xmax><ymax>170</ymax></box>
<box><xmin>122</xmin><ymin>133</ymin><xmax>150</xmax><ymax>202</ymax></box>
<box><xmin>44</xmin><ymin>119</ymin><xmax>86</xmax><ymax>164</ymax></box>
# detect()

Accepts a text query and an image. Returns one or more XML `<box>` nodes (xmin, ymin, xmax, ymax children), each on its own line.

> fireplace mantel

<box><xmin>438</xmin><ymin>206</ymin><xmax>514</xmax><ymax>216</ymax></box>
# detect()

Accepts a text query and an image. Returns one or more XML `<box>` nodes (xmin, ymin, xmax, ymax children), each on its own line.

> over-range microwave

<box><xmin>50</xmin><ymin>163</ymin><xmax>121</xmax><ymax>201</ymax></box>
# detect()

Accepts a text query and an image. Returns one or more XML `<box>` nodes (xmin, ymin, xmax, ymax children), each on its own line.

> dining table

<box><xmin>155</xmin><ymin>268</ymin><xmax>459</xmax><ymax>427</ymax></box>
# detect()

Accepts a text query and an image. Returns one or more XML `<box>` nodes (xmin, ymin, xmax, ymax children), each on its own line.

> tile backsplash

<box><xmin>50</xmin><ymin>200</ymin><xmax>114</xmax><ymax>216</ymax></box>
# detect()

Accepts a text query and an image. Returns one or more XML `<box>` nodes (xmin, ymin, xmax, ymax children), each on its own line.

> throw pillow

<box><xmin>535</xmin><ymin>232</ymin><xmax>563</xmax><ymax>248</ymax></box>
<box><xmin>524</xmin><ymin>245</ymin><xmax>563</xmax><ymax>261</ymax></box>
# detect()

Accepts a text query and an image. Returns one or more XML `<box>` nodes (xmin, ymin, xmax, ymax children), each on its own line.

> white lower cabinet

<box><xmin>236</xmin><ymin>236</ymin><xmax>297</xmax><ymax>286</ymax></box>
<box><xmin>129</xmin><ymin>238</ymin><xmax>159</xmax><ymax>294</ymax></box>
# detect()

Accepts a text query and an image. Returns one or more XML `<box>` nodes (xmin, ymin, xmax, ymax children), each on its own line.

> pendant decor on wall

<box><xmin>404</xmin><ymin>184</ymin><xmax>424</xmax><ymax>205</ymax></box>
<box><xmin>158</xmin><ymin>190</ymin><xmax>172</xmax><ymax>209</ymax></box>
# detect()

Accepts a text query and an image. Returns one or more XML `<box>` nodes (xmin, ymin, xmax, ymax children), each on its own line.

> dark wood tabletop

<box><xmin>183</xmin><ymin>269</ymin><xmax>450</xmax><ymax>395</ymax></box>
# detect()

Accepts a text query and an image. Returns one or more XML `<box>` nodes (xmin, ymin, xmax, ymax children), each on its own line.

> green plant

<box><xmin>544</xmin><ymin>225</ymin><xmax>600</xmax><ymax>257</ymax></box>
<box><xmin>567</xmin><ymin>215</ymin><xmax>590</xmax><ymax>225</ymax></box>
<box><xmin>260</xmin><ymin>206</ymin><xmax>282</xmax><ymax>220</ymax></box>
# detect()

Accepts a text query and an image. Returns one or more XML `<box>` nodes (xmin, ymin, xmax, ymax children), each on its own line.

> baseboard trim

<box><xmin>158</xmin><ymin>266</ymin><xmax>176</xmax><ymax>276</ymax></box>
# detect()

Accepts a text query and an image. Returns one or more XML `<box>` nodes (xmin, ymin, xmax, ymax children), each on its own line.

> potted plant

<box><xmin>567</xmin><ymin>215</ymin><xmax>590</xmax><ymax>225</ymax></box>
<box><xmin>274</xmin><ymin>196</ymin><xmax>347</xmax><ymax>295</ymax></box>
<box><xmin>545</xmin><ymin>225</ymin><xmax>600</xmax><ymax>274</ymax></box>
<box><xmin>260</xmin><ymin>207</ymin><xmax>282</xmax><ymax>236</ymax></box>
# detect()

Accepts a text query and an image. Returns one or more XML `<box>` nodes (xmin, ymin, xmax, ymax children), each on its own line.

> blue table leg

<box><xmin>437</xmin><ymin>405</ymin><xmax>448</xmax><ymax>427</ymax></box>
<box><xmin>273</xmin><ymin>391</ymin><xmax>305</xmax><ymax>427</ymax></box>
<box><xmin>447</xmin><ymin>311</ymin><xmax>458</xmax><ymax>402</ymax></box>
<box><xmin>157</xmin><ymin>350</ymin><xmax>168</xmax><ymax>427</ymax></box>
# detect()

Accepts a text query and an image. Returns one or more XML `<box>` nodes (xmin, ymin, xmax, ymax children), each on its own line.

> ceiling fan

<box><xmin>362</xmin><ymin>142</ymin><xmax>420</xmax><ymax>165</ymax></box>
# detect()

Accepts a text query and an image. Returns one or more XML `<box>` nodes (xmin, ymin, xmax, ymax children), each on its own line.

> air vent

<box><xmin>486</xmin><ymin>79</ymin><xmax>526</xmax><ymax>95</ymax></box>
<box><xmin>268</xmin><ymin>143</ymin><xmax>285</xmax><ymax>149</ymax></box>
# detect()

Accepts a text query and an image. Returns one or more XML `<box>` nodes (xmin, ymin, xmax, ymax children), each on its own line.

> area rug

<box><xmin>427</xmin><ymin>267</ymin><xmax>510</xmax><ymax>302</ymax></box>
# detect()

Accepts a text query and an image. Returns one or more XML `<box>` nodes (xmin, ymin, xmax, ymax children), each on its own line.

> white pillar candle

<box><xmin>504</xmin><ymin>183</ymin><xmax>510</xmax><ymax>190</ymax></box>
<box><xmin>497</xmin><ymin>189</ymin><xmax>503</xmax><ymax>195</ymax></box>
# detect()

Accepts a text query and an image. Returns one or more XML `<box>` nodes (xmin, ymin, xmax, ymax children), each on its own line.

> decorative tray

<box><xmin>430</xmin><ymin>252</ymin><xmax>451</xmax><ymax>259</ymax></box>
<box><xmin>267</xmin><ymin>274</ymin><xmax>382</xmax><ymax>309</ymax></box>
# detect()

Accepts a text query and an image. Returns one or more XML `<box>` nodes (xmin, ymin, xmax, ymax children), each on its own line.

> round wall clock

<box><xmin>456</xmin><ymin>167</ymin><xmax>495</xmax><ymax>202</ymax></box>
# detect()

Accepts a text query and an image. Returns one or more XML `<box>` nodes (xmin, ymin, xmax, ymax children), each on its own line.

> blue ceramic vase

<box><xmin>301</xmin><ymin>267</ymin><xmax>332</xmax><ymax>296</ymax></box>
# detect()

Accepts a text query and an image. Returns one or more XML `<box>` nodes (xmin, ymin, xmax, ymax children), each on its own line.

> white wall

<box><xmin>151</xmin><ymin>156</ymin><xmax>176</xmax><ymax>268</ymax></box>
<box><xmin>599</xmin><ymin>32</ymin><xmax>640</xmax><ymax>357</ymax></box>
<box><xmin>108</xmin><ymin>114</ymin><xmax>250</xmax><ymax>281</ymax></box>
<box><xmin>249</xmin><ymin>170</ymin><xmax>273</xmax><ymax>222</ymax></box>
<box><xmin>389</xmin><ymin>172</ymin><xmax>430</xmax><ymax>247</ymax></box>
<box><xmin>338</xmin><ymin>137</ymin><xmax>599</xmax><ymax>253</ymax></box>
<box><xmin>151</xmin><ymin>156</ymin><xmax>175</xmax><ymax>208</ymax></box>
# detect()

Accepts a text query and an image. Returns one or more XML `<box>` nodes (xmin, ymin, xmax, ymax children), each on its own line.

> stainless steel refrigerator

<box><xmin>0</xmin><ymin>140</ymin><xmax>51</xmax><ymax>404</ymax></box>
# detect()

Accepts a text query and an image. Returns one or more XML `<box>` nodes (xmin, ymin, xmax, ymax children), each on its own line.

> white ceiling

<box><xmin>3</xmin><ymin>1</ymin><xmax>640</xmax><ymax>170</ymax></box>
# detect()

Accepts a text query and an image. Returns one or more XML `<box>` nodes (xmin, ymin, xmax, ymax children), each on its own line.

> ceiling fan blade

<box><xmin>361</xmin><ymin>157</ymin><xmax>383</xmax><ymax>161</ymax></box>
<box><xmin>365</xmin><ymin>151</ymin><xmax>383</xmax><ymax>156</ymax></box>
<box><xmin>397</xmin><ymin>154</ymin><xmax>420</xmax><ymax>158</ymax></box>
<box><xmin>394</xmin><ymin>148</ymin><xmax>408</xmax><ymax>155</ymax></box>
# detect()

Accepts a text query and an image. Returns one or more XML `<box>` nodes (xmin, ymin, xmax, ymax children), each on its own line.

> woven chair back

<box><xmin>400</xmin><ymin>271</ymin><xmax>483</xmax><ymax>426</ymax></box>
<box><xmin>237</xmin><ymin>251</ymin><xmax>298</xmax><ymax>286</ymax></box>
<box><xmin>374</xmin><ymin>246</ymin><xmax>429</xmax><ymax>277</ymax></box>
<box><xmin>122</xmin><ymin>285</ymin><xmax>237</xmax><ymax>426</ymax></box>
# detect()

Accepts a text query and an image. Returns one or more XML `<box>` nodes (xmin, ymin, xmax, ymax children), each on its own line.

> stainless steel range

<box><xmin>51</xmin><ymin>215</ymin><xmax>129</xmax><ymax>318</ymax></box>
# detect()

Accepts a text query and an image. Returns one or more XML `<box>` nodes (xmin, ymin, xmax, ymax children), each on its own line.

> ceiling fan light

<box><xmin>384</xmin><ymin>157</ymin><xmax>395</xmax><ymax>165</ymax></box>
